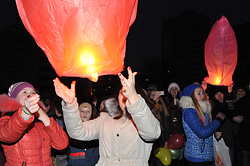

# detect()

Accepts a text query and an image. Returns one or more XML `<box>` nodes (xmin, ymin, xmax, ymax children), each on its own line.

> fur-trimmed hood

<box><xmin>0</xmin><ymin>94</ymin><xmax>21</xmax><ymax>112</ymax></box>
<box><xmin>179</xmin><ymin>96</ymin><xmax>211</xmax><ymax>114</ymax></box>
<box><xmin>103</xmin><ymin>97</ymin><xmax>120</xmax><ymax>116</ymax></box>
<box><xmin>0</xmin><ymin>94</ymin><xmax>46</xmax><ymax>113</ymax></box>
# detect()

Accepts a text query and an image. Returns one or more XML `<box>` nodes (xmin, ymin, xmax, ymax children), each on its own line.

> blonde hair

<box><xmin>191</xmin><ymin>92</ymin><xmax>206</xmax><ymax>125</ymax></box>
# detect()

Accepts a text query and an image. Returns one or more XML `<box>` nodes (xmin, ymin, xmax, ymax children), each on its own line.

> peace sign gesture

<box><xmin>118</xmin><ymin>67</ymin><xmax>139</xmax><ymax>105</ymax></box>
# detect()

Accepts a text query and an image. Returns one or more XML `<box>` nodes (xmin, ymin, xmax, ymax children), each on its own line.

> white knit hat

<box><xmin>167</xmin><ymin>82</ymin><xmax>180</xmax><ymax>93</ymax></box>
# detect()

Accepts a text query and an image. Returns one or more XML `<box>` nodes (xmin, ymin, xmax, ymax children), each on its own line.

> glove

<box><xmin>215</xmin><ymin>112</ymin><xmax>225</xmax><ymax>123</ymax></box>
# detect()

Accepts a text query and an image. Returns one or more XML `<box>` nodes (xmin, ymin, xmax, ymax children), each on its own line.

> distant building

<box><xmin>162</xmin><ymin>10</ymin><xmax>210</xmax><ymax>90</ymax></box>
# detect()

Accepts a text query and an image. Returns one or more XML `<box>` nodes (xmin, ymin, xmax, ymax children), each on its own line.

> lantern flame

<box><xmin>215</xmin><ymin>76</ymin><xmax>222</xmax><ymax>85</ymax></box>
<box><xmin>80</xmin><ymin>50</ymin><xmax>99</xmax><ymax>82</ymax></box>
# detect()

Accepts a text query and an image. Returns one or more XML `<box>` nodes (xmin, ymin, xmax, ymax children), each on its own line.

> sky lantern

<box><xmin>16</xmin><ymin>0</ymin><xmax>138</xmax><ymax>82</ymax></box>
<box><xmin>204</xmin><ymin>16</ymin><xmax>237</xmax><ymax>86</ymax></box>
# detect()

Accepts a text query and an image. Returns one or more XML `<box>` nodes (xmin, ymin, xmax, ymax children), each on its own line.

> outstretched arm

<box><xmin>53</xmin><ymin>77</ymin><xmax>76</xmax><ymax>105</ymax></box>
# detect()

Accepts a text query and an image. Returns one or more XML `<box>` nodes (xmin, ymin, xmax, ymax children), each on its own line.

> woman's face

<box><xmin>194</xmin><ymin>87</ymin><xmax>205</xmax><ymax>101</ymax></box>
<box><xmin>148</xmin><ymin>90</ymin><xmax>157</xmax><ymax>100</ymax></box>
<box><xmin>16</xmin><ymin>87</ymin><xmax>36</xmax><ymax>106</ymax></box>
<box><xmin>118</xmin><ymin>88</ymin><xmax>127</xmax><ymax>111</ymax></box>
<box><xmin>80</xmin><ymin>107</ymin><xmax>92</xmax><ymax>122</ymax></box>
<box><xmin>170</xmin><ymin>86</ymin><xmax>179</xmax><ymax>98</ymax></box>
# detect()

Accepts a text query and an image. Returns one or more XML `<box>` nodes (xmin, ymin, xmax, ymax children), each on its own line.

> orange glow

<box><xmin>215</xmin><ymin>76</ymin><xmax>221</xmax><ymax>85</ymax></box>
<box><xmin>79</xmin><ymin>50</ymin><xmax>99</xmax><ymax>82</ymax></box>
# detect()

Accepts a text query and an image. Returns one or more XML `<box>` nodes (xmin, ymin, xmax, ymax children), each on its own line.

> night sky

<box><xmin>1</xmin><ymin>0</ymin><xmax>250</xmax><ymax>84</ymax></box>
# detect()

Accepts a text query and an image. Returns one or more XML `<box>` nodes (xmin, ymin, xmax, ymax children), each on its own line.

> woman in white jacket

<box><xmin>53</xmin><ymin>67</ymin><xmax>161</xmax><ymax>166</ymax></box>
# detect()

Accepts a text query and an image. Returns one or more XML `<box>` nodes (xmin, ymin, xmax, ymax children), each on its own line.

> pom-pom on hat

<box><xmin>168</xmin><ymin>82</ymin><xmax>180</xmax><ymax>93</ymax></box>
<box><xmin>180</xmin><ymin>84</ymin><xmax>202</xmax><ymax>98</ymax></box>
<box><xmin>8</xmin><ymin>82</ymin><xmax>35</xmax><ymax>98</ymax></box>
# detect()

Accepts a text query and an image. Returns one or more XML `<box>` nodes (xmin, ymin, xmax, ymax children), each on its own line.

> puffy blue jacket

<box><xmin>182</xmin><ymin>108</ymin><xmax>220</xmax><ymax>162</ymax></box>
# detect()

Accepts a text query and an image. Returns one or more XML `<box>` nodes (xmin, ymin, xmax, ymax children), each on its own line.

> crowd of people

<box><xmin>0</xmin><ymin>67</ymin><xmax>249</xmax><ymax>166</ymax></box>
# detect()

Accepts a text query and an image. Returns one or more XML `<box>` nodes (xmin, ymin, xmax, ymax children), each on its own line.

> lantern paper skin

<box><xmin>204</xmin><ymin>16</ymin><xmax>237</xmax><ymax>86</ymax></box>
<box><xmin>16</xmin><ymin>0</ymin><xmax>138</xmax><ymax>81</ymax></box>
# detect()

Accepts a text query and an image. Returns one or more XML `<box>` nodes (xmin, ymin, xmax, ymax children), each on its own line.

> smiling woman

<box><xmin>179</xmin><ymin>84</ymin><xmax>226</xmax><ymax>166</ymax></box>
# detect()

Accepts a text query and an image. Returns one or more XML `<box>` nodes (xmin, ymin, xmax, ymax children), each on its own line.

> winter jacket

<box><xmin>0</xmin><ymin>94</ymin><xmax>69</xmax><ymax>166</ymax></box>
<box><xmin>235</xmin><ymin>95</ymin><xmax>250</xmax><ymax>151</ymax></box>
<box><xmin>179</xmin><ymin>96</ymin><xmax>221</xmax><ymax>162</ymax></box>
<box><xmin>62</xmin><ymin>96</ymin><xmax>161</xmax><ymax>166</ymax></box>
<box><xmin>211</xmin><ymin>99</ymin><xmax>237</xmax><ymax>148</ymax></box>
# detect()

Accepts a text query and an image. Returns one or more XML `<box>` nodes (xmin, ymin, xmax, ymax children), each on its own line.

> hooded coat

<box><xmin>179</xmin><ymin>96</ymin><xmax>221</xmax><ymax>162</ymax></box>
<box><xmin>0</xmin><ymin>94</ymin><xmax>69</xmax><ymax>166</ymax></box>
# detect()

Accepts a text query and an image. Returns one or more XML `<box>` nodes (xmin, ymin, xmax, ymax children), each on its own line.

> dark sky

<box><xmin>125</xmin><ymin>0</ymin><xmax>250</xmax><ymax>69</ymax></box>
<box><xmin>1</xmin><ymin>1</ymin><xmax>250</xmax><ymax>70</ymax></box>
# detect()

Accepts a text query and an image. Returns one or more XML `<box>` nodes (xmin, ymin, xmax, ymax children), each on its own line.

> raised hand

<box><xmin>201</xmin><ymin>80</ymin><xmax>207</xmax><ymax>92</ymax></box>
<box><xmin>118</xmin><ymin>67</ymin><xmax>138</xmax><ymax>105</ymax></box>
<box><xmin>53</xmin><ymin>77</ymin><xmax>76</xmax><ymax>104</ymax></box>
<box><xmin>24</xmin><ymin>94</ymin><xmax>40</xmax><ymax>114</ymax></box>
<box><xmin>228</xmin><ymin>82</ymin><xmax>234</xmax><ymax>93</ymax></box>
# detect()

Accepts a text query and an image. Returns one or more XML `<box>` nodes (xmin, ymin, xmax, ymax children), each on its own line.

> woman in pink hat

<box><xmin>0</xmin><ymin>82</ymin><xmax>69</xmax><ymax>166</ymax></box>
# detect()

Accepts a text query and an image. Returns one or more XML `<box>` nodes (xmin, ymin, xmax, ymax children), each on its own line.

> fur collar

<box><xmin>103</xmin><ymin>98</ymin><xmax>120</xmax><ymax>116</ymax></box>
<box><xmin>0</xmin><ymin>94</ymin><xmax>21</xmax><ymax>112</ymax></box>
<box><xmin>179</xmin><ymin>96</ymin><xmax>211</xmax><ymax>114</ymax></box>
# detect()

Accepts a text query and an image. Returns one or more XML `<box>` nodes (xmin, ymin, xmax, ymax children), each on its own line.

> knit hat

<box><xmin>168</xmin><ymin>82</ymin><xmax>180</xmax><ymax>93</ymax></box>
<box><xmin>235</xmin><ymin>86</ymin><xmax>247</xmax><ymax>94</ymax></box>
<box><xmin>180</xmin><ymin>84</ymin><xmax>202</xmax><ymax>98</ymax></box>
<box><xmin>79</xmin><ymin>102</ymin><xmax>92</xmax><ymax>112</ymax></box>
<box><xmin>206</xmin><ymin>85</ymin><xmax>227</xmax><ymax>99</ymax></box>
<box><xmin>8</xmin><ymin>82</ymin><xmax>35</xmax><ymax>98</ymax></box>
<box><xmin>147</xmin><ymin>84</ymin><xmax>158</xmax><ymax>91</ymax></box>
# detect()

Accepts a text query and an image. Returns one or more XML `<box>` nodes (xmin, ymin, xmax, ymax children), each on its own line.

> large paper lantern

<box><xmin>16</xmin><ymin>0</ymin><xmax>138</xmax><ymax>81</ymax></box>
<box><xmin>204</xmin><ymin>16</ymin><xmax>237</xmax><ymax>86</ymax></box>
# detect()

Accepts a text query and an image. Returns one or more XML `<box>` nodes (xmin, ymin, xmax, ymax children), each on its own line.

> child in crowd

<box><xmin>69</xmin><ymin>102</ymin><xmax>99</xmax><ymax>166</ymax></box>
<box><xmin>0</xmin><ymin>82</ymin><xmax>69</xmax><ymax>166</ymax></box>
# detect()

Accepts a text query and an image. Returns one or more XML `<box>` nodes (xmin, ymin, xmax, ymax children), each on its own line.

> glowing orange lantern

<box><xmin>16</xmin><ymin>0</ymin><xmax>138</xmax><ymax>81</ymax></box>
<box><xmin>204</xmin><ymin>16</ymin><xmax>237</xmax><ymax>86</ymax></box>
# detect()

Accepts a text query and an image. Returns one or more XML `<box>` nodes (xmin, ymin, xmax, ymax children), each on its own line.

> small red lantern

<box><xmin>204</xmin><ymin>16</ymin><xmax>237</xmax><ymax>86</ymax></box>
<box><xmin>16</xmin><ymin>0</ymin><xmax>138</xmax><ymax>81</ymax></box>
